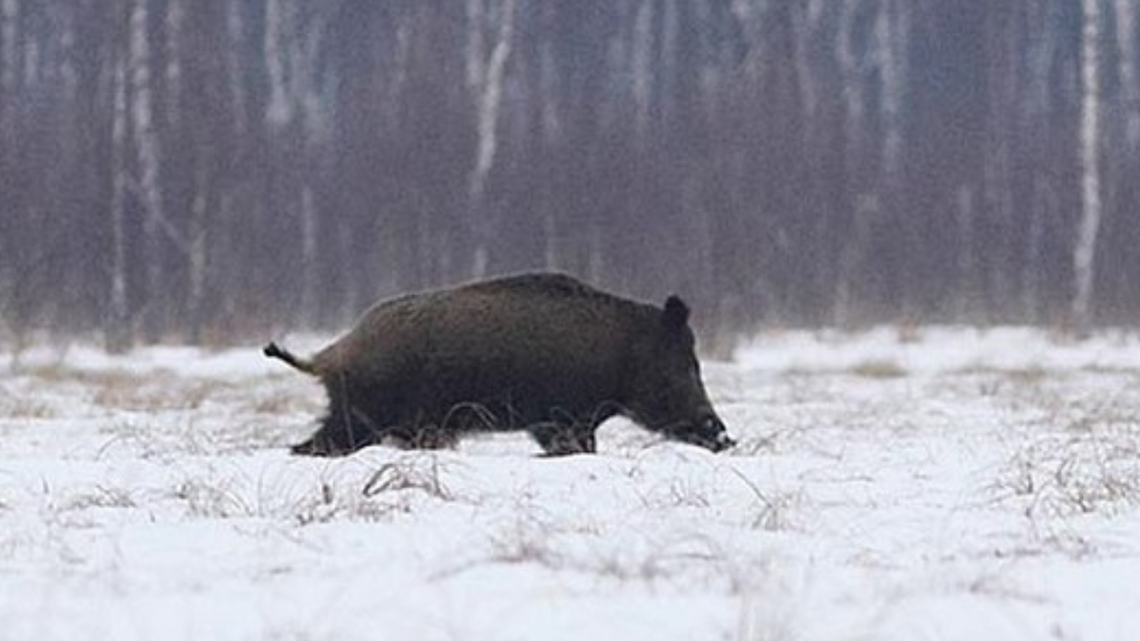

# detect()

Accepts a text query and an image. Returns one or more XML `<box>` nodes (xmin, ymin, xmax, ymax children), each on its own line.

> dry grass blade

<box><xmin>362</xmin><ymin>457</ymin><xmax>451</xmax><ymax>500</ymax></box>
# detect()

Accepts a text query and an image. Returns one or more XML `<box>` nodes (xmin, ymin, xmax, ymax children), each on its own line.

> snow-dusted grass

<box><xmin>3</xmin><ymin>327</ymin><xmax>1140</xmax><ymax>640</ymax></box>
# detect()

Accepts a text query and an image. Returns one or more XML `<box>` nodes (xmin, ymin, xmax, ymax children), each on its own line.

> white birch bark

<box><xmin>631</xmin><ymin>0</ymin><xmax>653</xmax><ymax>136</ymax></box>
<box><xmin>21</xmin><ymin>20</ymin><xmax>35</xmax><ymax>87</ymax></box>
<box><xmin>468</xmin><ymin>0</ymin><xmax>517</xmax><ymax>277</ymax></box>
<box><xmin>1025</xmin><ymin>177</ymin><xmax>1053</xmax><ymax>321</ymax></box>
<box><xmin>838</xmin><ymin>1</ymin><xmax>866</xmax><ymax>170</ymax></box>
<box><xmin>130</xmin><ymin>0</ymin><xmax>166</xmax><ymax>332</ymax></box>
<box><xmin>539</xmin><ymin>30</ymin><xmax>559</xmax><ymax>143</ymax></box>
<box><xmin>877</xmin><ymin>0</ymin><xmax>907</xmax><ymax>190</ymax></box>
<box><xmin>1117</xmin><ymin>0</ymin><xmax>1139</xmax><ymax>149</ymax></box>
<box><xmin>465</xmin><ymin>0</ymin><xmax>485</xmax><ymax>92</ymax></box>
<box><xmin>1027</xmin><ymin>3</ymin><xmax>1055</xmax><ymax>117</ymax></box>
<box><xmin>955</xmin><ymin>185</ymin><xmax>976</xmax><ymax>320</ymax></box>
<box><xmin>1023</xmin><ymin>2</ymin><xmax>1056</xmax><ymax>319</ymax></box>
<box><xmin>300</xmin><ymin>186</ymin><xmax>318</xmax><ymax>327</ymax></box>
<box><xmin>791</xmin><ymin>0</ymin><xmax>822</xmax><ymax>126</ymax></box>
<box><xmin>729</xmin><ymin>0</ymin><xmax>764</xmax><ymax>77</ymax></box>
<box><xmin>108</xmin><ymin>47</ymin><xmax>130</xmax><ymax>351</ymax></box>
<box><xmin>227</xmin><ymin>0</ymin><xmax>246</xmax><ymax>134</ymax></box>
<box><xmin>539</xmin><ymin>5</ymin><xmax>560</xmax><ymax>271</ymax></box>
<box><xmin>298</xmin><ymin>16</ymin><xmax>331</xmax><ymax>141</ymax></box>
<box><xmin>1073</xmin><ymin>0</ymin><xmax>1102</xmax><ymax>331</ymax></box>
<box><xmin>659</xmin><ymin>0</ymin><xmax>678</xmax><ymax>124</ymax></box>
<box><xmin>1</xmin><ymin>0</ymin><xmax>18</xmax><ymax>97</ymax></box>
<box><xmin>982</xmin><ymin>9</ymin><xmax>1016</xmax><ymax>304</ymax></box>
<box><xmin>385</xmin><ymin>21</ymin><xmax>411</xmax><ymax>131</ymax></box>
<box><xmin>165</xmin><ymin>0</ymin><xmax>184</xmax><ymax>128</ymax></box>
<box><xmin>264</xmin><ymin>1</ymin><xmax>331</xmax><ymax>138</ymax></box>
<box><xmin>834</xmin><ymin>0</ymin><xmax>868</xmax><ymax>325</ymax></box>
<box><xmin>188</xmin><ymin>160</ymin><xmax>208</xmax><ymax>340</ymax></box>
<box><xmin>264</xmin><ymin>0</ymin><xmax>291</xmax><ymax>125</ymax></box>
<box><xmin>44</xmin><ymin>3</ymin><xmax>76</xmax><ymax>101</ymax></box>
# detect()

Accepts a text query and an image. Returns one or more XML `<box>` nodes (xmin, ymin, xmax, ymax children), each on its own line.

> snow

<box><xmin>3</xmin><ymin>327</ymin><xmax>1140</xmax><ymax>641</ymax></box>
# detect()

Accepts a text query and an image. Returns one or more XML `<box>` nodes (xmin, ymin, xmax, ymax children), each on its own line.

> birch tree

<box><xmin>0</xmin><ymin>0</ymin><xmax>17</xmax><ymax>99</ymax></box>
<box><xmin>538</xmin><ymin>4</ymin><xmax>561</xmax><ymax>271</ymax></box>
<box><xmin>1022</xmin><ymin>1</ymin><xmax>1059</xmax><ymax>321</ymax></box>
<box><xmin>226</xmin><ymin>0</ymin><xmax>246</xmax><ymax>135</ymax></box>
<box><xmin>264</xmin><ymin>0</ymin><xmax>291</xmax><ymax>127</ymax></box>
<box><xmin>834</xmin><ymin>0</ymin><xmax>872</xmax><ymax>326</ymax></box>
<box><xmin>467</xmin><ymin>0</ymin><xmax>517</xmax><ymax>278</ymax></box>
<box><xmin>1118</xmin><ymin>0</ymin><xmax>1139</xmax><ymax>150</ymax></box>
<box><xmin>877</xmin><ymin>0</ymin><xmax>906</xmax><ymax>193</ymax></box>
<box><xmin>631</xmin><ymin>0</ymin><xmax>654</xmax><ymax>137</ymax></box>
<box><xmin>263</xmin><ymin>0</ymin><xmax>336</xmax><ymax>325</ymax></box>
<box><xmin>107</xmin><ymin>29</ymin><xmax>130</xmax><ymax>352</ymax></box>
<box><xmin>165</xmin><ymin>0</ymin><xmax>183</xmax><ymax>129</ymax></box>
<box><xmin>1073</xmin><ymin>0</ymin><xmax>1103</xmax><ymax>332</ymax></box>
<box><xmin>0</xmin><ymin>0</ymin><xmax>17</xmax><ymax>321</ymax></box>
<box><xmin>129</xmin><ymin>0</ymin><xmax>170</xmax><ymax>339</ymax></box>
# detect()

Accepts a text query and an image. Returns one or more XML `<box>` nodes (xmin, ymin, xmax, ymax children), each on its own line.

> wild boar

<box><xmin>264</xmin><ymin>272</ymin><xmax>734</xmax><ymax>456</ymax></box>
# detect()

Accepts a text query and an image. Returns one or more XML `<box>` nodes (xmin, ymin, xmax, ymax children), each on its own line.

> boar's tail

<box><xmin>263</xmin><ymin>341</ymin><xmax>318</xmax><ymax>375</ymax></box>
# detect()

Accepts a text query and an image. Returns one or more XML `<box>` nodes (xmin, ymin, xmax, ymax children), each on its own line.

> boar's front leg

<box><xmin>530</xmin><ymin>420</ymin><xmax>596</xmax><ymax>456</ymax></box>
<box><xmin>385</xmin><ymin>422</ymin><xmax>460</xmax><ymax>450</ymax></box>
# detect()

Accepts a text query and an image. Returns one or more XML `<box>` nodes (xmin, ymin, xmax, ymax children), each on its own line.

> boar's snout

<box><xmin>673</xmin><ymin>413</ymin><xmax>736</xmax><ymax>452</ymax></box>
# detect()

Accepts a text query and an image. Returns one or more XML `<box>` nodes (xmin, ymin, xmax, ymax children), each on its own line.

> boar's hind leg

<box><xmin>292</xmin><ymin>389</ymin><xmax>383</xmax><ymax>456</ymax></box>
<box><xmin>530</xmin><ymin>421</ymin><xmax>596</xmax><ymax>456</ymax></box>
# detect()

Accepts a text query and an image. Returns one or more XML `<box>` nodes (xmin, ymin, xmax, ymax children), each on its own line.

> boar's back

<box><xmin>309</xmin><ymin>274</ymin><xmax>655</xmax><ymax>411</ymax></box>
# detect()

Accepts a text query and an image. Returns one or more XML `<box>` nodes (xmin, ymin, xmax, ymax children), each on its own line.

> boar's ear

<box><xmin>662</xmin><ymin>295</ymin><xmax>690</xmax><ymax>330</ymax></box>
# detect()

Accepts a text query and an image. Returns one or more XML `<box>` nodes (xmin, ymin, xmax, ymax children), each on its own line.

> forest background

<box><xmin>1</xmin><ymin>0</ymin><xmax>1137</xmax><ymax>350</ymax></box>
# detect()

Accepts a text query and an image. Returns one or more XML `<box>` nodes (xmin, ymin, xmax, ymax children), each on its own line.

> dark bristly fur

<box><xmin>265</xmin><ymin>272</ymin><xmax>734</xmax><ymax>456</ymax></box>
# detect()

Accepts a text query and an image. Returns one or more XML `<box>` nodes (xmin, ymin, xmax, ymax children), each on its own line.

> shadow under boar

<box><xmin>264</xmin><ymin>272</ymin><xmax>734</xmax><ymax>456</ymax></box>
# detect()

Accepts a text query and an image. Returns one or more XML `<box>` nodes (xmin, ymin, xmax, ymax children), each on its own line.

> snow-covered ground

<box><xmin>3</xmin><ymin>327</ymin><xmax>1140</xmax><ymax>641</ymax></box>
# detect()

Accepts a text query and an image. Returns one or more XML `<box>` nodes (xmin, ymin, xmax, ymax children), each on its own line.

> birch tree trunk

<box><xmin>1118</xmin><ymin>0</ymin><xmax>1139</xmax><ymax>150</ymax></box>
<box><xmin>465</xmin><ymin>0</ymin><xmax>485</xmax><ymax>94</ymax></box>
<box><xmin>631</xmin><ymin>0</ymin><xmax>654</xmax><ymax>137</ymax></box>
<box><xmin>130</xmin><ymin>0</ymin><xmax>167</xmax><ymax>340</ymax></box>
<box><xmin>226</xmin><ymin>0</ymin><xmax>246</xmax><ymax>135</ymax></box>
<box><xmin>0</xmin><ymin>0</ymin><xmax>17</xmax><ymax>300</ymax></box>
<box><xmin>107</xmin><ymin>38</ymin><xmax>131</xmax><ymax>352</ymax></box>
<box><xmin>0</xmin><ymin>0</ymin><xmax>17</xmax><ymax>100</ymax></box>
<box><xmin>955</xmin><ymin>185</ymin><xmax>977</xmax><ymax>321</ymax></box>
<box><xmin>834</xmin><ymin>0</ymin><xmax>869</xmax><ymax>326</ymax></box>
<box><xmin>264</xmin><ymin>0</ymin><xmax>291</xmax><ymax>126</ymax></box>
<box><xmin>165</xmin><ymin>0</ymin><xmax>183</xmax><ymax>129</ymax></box>
<box><xmin>187</xmin><ymin>160</ymin><xmax>208</xmax><ymax>342</ymax></box>
<box><xmin>1023</xmin><ymin>1</ymin><xmax>1057</xmax><ymax>322</ymax></box>
<box><xmin>468</xmin><ymin>0</ymin><xmax>517</xmax><ymax>278</ymax></box>
<box><xmin>790</xmin><ymin>0</ymin><xmax>822</xmax><ymax>141</ymax></box>
<box><xmin>539</xmin><ymin>14</ymin><xmax>560</xmax><ymax>271</ymax></box>
<box><xmin>877</xmin><ymin>0</ymin><xmax>906</xmax><ymax>191</ymax></box>
<box><xmin>983</xmin><ymin>7</ymin><xmax>1016</xmax><ymax>312</ymax></box>
<box><xmin>1073</xmin><ymin>0</ymin><xmax>1102</xmax><ymax>332</ymax></box>
<box><xmin>300</xmin><ymin>186</ymin><xmax>319</xmax><ymax>327</ymax></box>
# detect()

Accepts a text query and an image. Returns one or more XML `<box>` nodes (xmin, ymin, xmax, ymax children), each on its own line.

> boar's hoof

<box><xmin>532</xmin><ymin>423</ymin><xmax>596</xmax><ymax>456</ymax></box>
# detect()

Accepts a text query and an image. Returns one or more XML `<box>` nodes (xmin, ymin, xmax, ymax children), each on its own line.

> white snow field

<box><xmin>4</xmin><ymin>327</ymin><xmax>1140</xmax><ymax>641</ymax></box>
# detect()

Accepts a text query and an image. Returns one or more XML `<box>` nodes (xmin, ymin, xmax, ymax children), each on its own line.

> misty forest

<box><xmin>1</xmin><ymin>0</ymin><xmax>1138</xmax><ymax>349</ymax></box>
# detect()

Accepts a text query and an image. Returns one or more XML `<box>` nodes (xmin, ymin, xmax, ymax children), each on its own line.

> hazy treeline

<box><xmin>1</xmin><ymin>0</ymin><xmax>1138</xmax><ymax>348</ymax></box>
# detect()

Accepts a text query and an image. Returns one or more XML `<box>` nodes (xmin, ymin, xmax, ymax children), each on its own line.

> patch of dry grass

<box><xmin>848</xmin><ymin>359</ymin><xmax>908</xmax><ymax>379</ymax></box>
<box><xmin>1</xmin><ymin>395</ymin><xmax>56</xmax><ymax>419</ymax></box>
<box><xmin>995</xmin><ymin>428</ymin><xmax>1140</xmax><ymax>555</ymax></box>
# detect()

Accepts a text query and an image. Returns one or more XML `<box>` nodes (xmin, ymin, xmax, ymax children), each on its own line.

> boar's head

<box><xmin>624</xmin><ymin>295</ymin><xmax>735</xmax><ymax>452</ymax></box>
